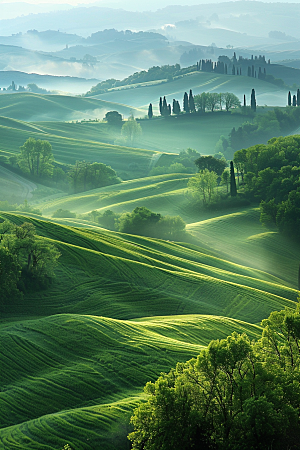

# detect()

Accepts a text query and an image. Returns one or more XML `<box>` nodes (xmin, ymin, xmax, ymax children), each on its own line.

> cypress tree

<box><xmin>167</xmin><ymin>104</ymin><xmax>171</xmax><ymax>115</ymax></box>
<box><xmin>159</xmin><ymin>97</ymin><xmax>163</xmax><ymax>115</ymax></box>
<box><xmin>243</xmin><ymin>94</ymin><xmax>246</xmax><ymax>107</ymax></box>
<box><xmin>162</xmin><ymin>96</ymin><xmax>168</xmax><ymax>116</ymax></box>
<box><xmin>225</xmin><ymin>64</ymin><xmax>227</xmax><ymax>74</ymax></box>
<box><xmin>230</xmin><ymin>161</ymin><xmax>237</xmax><ymax>197</ymax></box>
<box><xmin>183</xmin><ymin>92</ymin><xmax>190</xmax><ymax>113</ymax></box>
<box><xmin>250</xmin><ymin>89</ymin><xmax>256</xmax><ymax>111</ymax></box>
<box><xmin>148</xmin><ymin>103</ymin><xmax>153</xmax><ymax>119</ymax></box>
<box><xmin>297</xmin><ymin>89</ymin><xmax>300</xmax><ymax>106</ymax></box>
<box><xmin>189</xmin><ymin>89</ymin><xmax>195</xmax><ymax>112</ymax></box>
<box><xmin>232</xmin><ymin>65</ymin><xmax>235</xmax><ymax>75</ymax></box>
<box><xmin>288</xmin><ymin>91</ymin><xmax>291</xmax><ymax>106</ymax></box>
<box><xmin>293</xmin><ymin>95</ymin><xmax>297</xmax><ymax>107</ymax></box>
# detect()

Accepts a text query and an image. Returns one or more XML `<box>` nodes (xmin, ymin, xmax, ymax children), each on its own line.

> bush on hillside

<box><xmin>52</xmin><ymin>209</ymin><xmax>76</xmax><ymax>219</ymax></box>
<box><xmin>117</xmin><ymin>206</ymin><xmax>185</xmax><ymax>239</ymax></box>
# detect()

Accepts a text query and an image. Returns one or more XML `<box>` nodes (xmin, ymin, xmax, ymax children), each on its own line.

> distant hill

<box><xmin>0</xmin><ymin>70</ymin><xmax>99</xmax><ymax>93</ymax></box>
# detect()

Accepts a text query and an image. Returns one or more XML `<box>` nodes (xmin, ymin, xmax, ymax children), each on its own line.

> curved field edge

<box><xmin>0</xmin><ymin>314</ymin><xmax>261</xmax><ymax>450</ymax></box>
<box><xmin>0</xmin><ymin>212</ymin><xmax>297</xmax><ymax>323</ymax></box>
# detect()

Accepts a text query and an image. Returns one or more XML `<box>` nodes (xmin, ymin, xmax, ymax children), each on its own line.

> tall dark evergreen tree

<box><xmin>230</xmin><ymin>161</ymin><xmax>237</xmax><ymax>197</ymax></box>
<box><xmin>293</xmin><ymin>94</ymin><xmax>297</xmax><ymax>107</ymax></box>
<box><xmin>297</xmin><ymin>89</ymin><xmax>300</xmax><ymax>107</ymax></box>
<box><xmin>288</xmin><ymin>91</ymin><xmax>292</xmax><ymax>106</ymax></box>
<box><xmin>159</xmin><ymin>97</ymin><xmax>163</xmax><ymax>115</ymax></box>
<box><xmin>232</xmin><ymin>65</ymin><xmax>235</xmax><ymax>75</ymax></box>
<box><xmin>167</xmin><ymin>104</ymin><xmax>171</xmax><ymax>115</ymax></box>
<box><xmin>148</xmin><ymin>103</ymin><xmax>153</xmax><ymax>119</ymax></box>
<box><xmin>183</xmin><ymin>92</ymin><xmax>190</xmax><ymax>113</ymax></box>
<box><xmin>225</xmin><ymin>64</ymin><xmax>227</xmax><ymax>74</ymax></box>
<box><xmin>189</xmin><ymin>89</ymin><xmax>195</xmax><ymax>112</ymax></box>
<box><xmin>162</xmin><ymin>96</ymin><xmax>168</xmax><ymax>116</ymax></box>
<box><xmin>250</xmin><ymin>89</ymin><xmax>256</xmax><ymax>111</ymax></box>
<box><xmin>243</xmin><ymin>94</ymin><xmax>246</xmax><ymax>107</ymax></box>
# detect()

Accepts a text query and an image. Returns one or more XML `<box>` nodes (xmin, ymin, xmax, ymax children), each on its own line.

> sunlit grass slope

<box><xmin>1</xmin><ymin>212</ymin><xmax>296</xmax><ymax>323</ymax></box>
<box><xmin>0</xmin><ymin>116</ymin><xmax>155</xmax><ymax>178</ymax></box>
<box><xmin>187</xmin><ymin>207</ymin><xmax>300</xmax><ymax>288</ymax></box>
<box><xmin>37</xmin><ymin>174</ymin><xmax>192</xmax><ymax>219</ymax></box>
<box><xmin>0</xmin><ymin>314</ymin><xmax>261</xmax><ymax>450</ymax></box>
<box><xmin>0</xmin><ymin>93</ymin><xmax>139</xmax><ymax>122</ymax></box>
<box><xmin>93</xmin><ymin>72</ymin><xmax>288</xmax><ymax>112</ymax></box>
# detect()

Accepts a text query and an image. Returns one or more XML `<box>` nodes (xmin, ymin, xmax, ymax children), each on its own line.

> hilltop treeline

<box><xmin>129</xmin><ymin>306</ymin><xmax>300</xmax><ymax>450</ymax></box>
<box><xmin>85</xmin><ymin>64</ymin><xmax>197</xmax><ymax>96</ymax></box>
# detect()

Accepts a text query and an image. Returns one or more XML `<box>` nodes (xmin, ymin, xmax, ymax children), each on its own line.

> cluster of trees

<box><xmin>233</xmin><ymin>135</ymin><xmax>300</xmax><ymax>240</ymax></box>
<box><xmin>118</xmin><ymin>207</ymin><xmax>186</xmax><ymax>239</ymax></box>
<box><xmin>150</xmin><ymin>148</ymin><xmax>201</xmax><ymax>175</ymax></box>
<box><xmin>81</xmin><ymin>207</ymin><xmax>186</xmax><ymax>239</ymax></box>
<box><xmin>217</xmin><ymin>105</ymin><xmax>300</xmax><ymax>157</ymax></box>
<box><xmin>154</xmin><ymin>91</ymin><xmax>241</xmax><ymax>118</ymax></box>
<box><xmin>194</xmin><ymin>92</ymin><xmax>241</xmax><ymax>113</ymax></box>
<box><xmin>0</xmin><ymin>220</ymin><xmax>60</xmax><ymax>306</ymax></box>
<box><xmin>86</xmin><ymin>64</ymin><xmax>197</xmax><ymax>96</ymax></box>
<box><xmin>5</xmin><ymin>137</ymin><xmax>121</xmax><ymax>194</ymax></box>
<box><xmin>129</xmin><ymin>305</ymin><xmax>300</xmax><ymax>450</ymax></box>
<box><xmin>288</xmin><ymin>89</ymin><xmax>300</xmax><ymax>107</ymax></box>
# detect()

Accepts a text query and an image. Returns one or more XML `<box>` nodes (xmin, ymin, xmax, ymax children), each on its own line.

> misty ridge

<box><xmin>2</xmin><ymin>1</ymin><xmax>300</xmax><ymax>450</ymax></box>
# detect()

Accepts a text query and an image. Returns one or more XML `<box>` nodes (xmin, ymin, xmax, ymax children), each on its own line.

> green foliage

<box><xmin>194</xmin><ymin>155</ymin><xmax>227</xmax><ymax>175</ymax></box>
<box><xmin>17</xmin><ymin>137</ymin><xmax>54</xmax><ymax>178</ymax></box>
<box><xmin>117</xmin><ymin>206</ymin><xmax>185</xmax><ymax>239</ymax></box>
<box><xmin>129</xmin><ymin>307</ymin><xmax>300</xmax><ymax>450</ymax></box>
<box><xmin>69</xmin><ymin>160</ymin><xmax>120</xmax><ymax>194</ymax></box>
<box><xmin>105</xmin><ymin>110</ymin><xmax>123</xmax><ymax>125</ymax></box>
<box><xmin>188</xmin><ymin>169</ymin><xmax>218</xmax><ymax>204</ymax></box>
<box><xmin>0</xmin><ymin>220</ymin><xmax>60</xmax><ymax>304</ymax></box>
<box><xmin>194</xmin><ymin>92</ymin><xmax>241</xmax><ymax>113</ymax></box>
<box><xmin>121</xmin><ymin>116</ymin><xmax>142</xmax><ymax>146</ymax></box>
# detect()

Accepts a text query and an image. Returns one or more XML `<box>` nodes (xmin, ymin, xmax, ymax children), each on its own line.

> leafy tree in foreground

<box><xmin>129</xmin><ymin>306</ymin><xmax>300</xmax><ymax>450</ymax></box>
<box><xmin>18</xmin><ymin>137</ymin><xmax>54</xmax><ymax>178</ymax></box>
<box><xmin>69</xmin><ymin>161</ymin><xmax>120</xmax><ymax>193</ymax></box>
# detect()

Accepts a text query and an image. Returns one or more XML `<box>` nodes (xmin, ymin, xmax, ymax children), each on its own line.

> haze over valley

<box><xmin>2</xmin><ymin>1</ymin><xmax>300</xmax><ymax>450</ymax></box>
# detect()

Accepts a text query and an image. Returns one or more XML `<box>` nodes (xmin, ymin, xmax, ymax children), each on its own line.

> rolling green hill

<box><xmin>0</xmin><ymin>210</ymin><xmax>298</xmax><ymax>449</ymax></box>
<box><xmin>0</xmin><ymin>116</ymin><xmax>156</xmax><ymax>179</ymax></box>
<box><xmin>0</xmin><ymin>93</ymin><xmax>140</xmax><ymax>122</ymax></box>
<box><xmin>92</xmin><ymin>71</ymin><xmax>289</xmax><ymax>112</ymax></box>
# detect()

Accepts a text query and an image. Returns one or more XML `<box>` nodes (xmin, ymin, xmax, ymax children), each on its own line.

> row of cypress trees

<box><xmin>288</xmin><ymin>89</ymin><xmax>300</xmax><ymax>106</ymax></box>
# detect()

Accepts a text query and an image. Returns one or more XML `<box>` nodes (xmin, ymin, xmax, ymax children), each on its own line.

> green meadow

<box><xmin>1</xmin><ymin>69</ymin><xmax>299</xmax><ymax>450</ymax></box>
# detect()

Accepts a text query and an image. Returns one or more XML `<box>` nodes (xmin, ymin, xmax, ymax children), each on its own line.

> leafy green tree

<box><xmin>105</xmin><ymin>110</ymin><xmax>122</xmax><ymax>125</ymax></box>
<box><xmin>18</xmin><ymin>138</ymin><xmax>54</xmax><ymax>178</ymax></box>
<box><xmin>69</xmin><ymin>161</ymin><xmax>120</xmax><ymax>193</ymax></box>
<box><xmin>224</xmin><ymin>92</ymin><xmax>241</xmax><ymax>112</ymax></box>
<box><xmin>129</xmin><ymin>307</ymin><xmax>300</xmax><ymax>450</ymax></box>
<box><xmin>206</xmin><ymin>92</ymin><xmax>219</xmax><ymax>112</ymax></box>
<box><xmin>121</xmin><ymin>116</ymin><xmax>142</xmax><ymax>145</ymax></box>
<box><xmin>194</xmin><ymin>92</ymin><xmax>208</xmax><ymax>113</ymax></box>
<box><xmin>188</xmin><ymin>169</ymin><xmax>218</xmax><ymax>204</ymax></box>
<box><xmin>221</xmin><ymin>170</ymin><xmax>230</xmax><ymax>192</ymax></box>
<box><xmin>194</xmin><ymin>155</ymin><xmax>227</xmax><ymax>175</ymax></box>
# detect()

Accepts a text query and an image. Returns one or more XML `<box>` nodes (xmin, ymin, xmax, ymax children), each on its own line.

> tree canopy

<box><xmin>129</xmin><ymin>305</ymin><xmax>300</xmax><ymax>450</ymax></box>
<box><xmin>17</xmin><ymin>137</ymin><xmax>54</xmax><ymax>178</ymax></box>
<box><xmin>69</xmin><ymin>161</ymin><xmax>120</xmax><ymax>193</ymax></box>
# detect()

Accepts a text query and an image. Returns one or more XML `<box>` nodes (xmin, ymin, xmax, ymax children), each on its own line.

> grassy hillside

<box><xmin>0</xmin><ymin>211</ymin><xmax>298</xmax><ymax>449</ymax></box>
<box><xmin>0</xmin><ymin>116</ymin><xmax>156</xmax><ymax>179</ymax></box>
<box><xmin>92</xmin><ymin>72</ymin><xmax>289</xmax><ymax>112</ymax></box>
<box><xmin>37</xmin><ymin>174</ymin><xmax>191</xmax><ymax>218</ymax></box>
<box><xmin>1</xmin><ymin>313</ymin><xmax>261</xmax><ymax>450</ymax></box>
<box><xmin>0</xmin><ymin>93</ymin><xmax>140</xmax><ymax>122</ymax></box>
